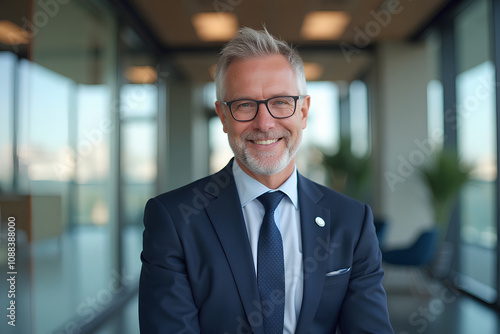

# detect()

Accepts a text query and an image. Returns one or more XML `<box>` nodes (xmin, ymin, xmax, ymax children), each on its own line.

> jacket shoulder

<box><xmin>153</xmin><ymin>164</ymin><xmax>235</xmax><ymax>210</ymax></box>
<box><xmin>299</xmin><ymin>174</ymin><xmax>366</xmax><ymax>209</ymax></box>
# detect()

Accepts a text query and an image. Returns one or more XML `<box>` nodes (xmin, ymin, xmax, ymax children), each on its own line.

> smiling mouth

<box><xmin>251</xmin><ymin>138</ymin><xmax>280</xmax><ymax>145</ymax></box>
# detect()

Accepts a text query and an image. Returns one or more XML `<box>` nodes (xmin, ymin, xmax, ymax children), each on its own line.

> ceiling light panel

<box><xmin>192</xmin><ymin>12</ymin><xmax>238</xmax><ymax>42</ymax></box>
<box><xmin>0</xmin><ymin>20</ymin><xmax>29</xmax><ymax>45</ymax></box>
<box><xmin>300</xmin><ymin>11</ymin><xmax>351</xmax><ymax>40</ymax></box>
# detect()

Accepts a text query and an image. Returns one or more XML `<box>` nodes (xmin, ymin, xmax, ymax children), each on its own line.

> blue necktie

<box><xmin>257</xmin><ymin>191</ymin><xmax>285</xmax><ymax>334</ymax></box>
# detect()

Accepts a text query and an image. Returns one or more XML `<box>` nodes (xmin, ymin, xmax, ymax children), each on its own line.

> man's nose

<box><xmin>252</xmin><ymin>102</ymin><xmax>276</xmax><ymax>131</ymax></box>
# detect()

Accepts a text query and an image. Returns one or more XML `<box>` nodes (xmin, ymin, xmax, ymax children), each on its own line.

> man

<box><xmin>139</xmin><ymin>27</ymin><xmax>393</xmax><ymax>333</ymax></box>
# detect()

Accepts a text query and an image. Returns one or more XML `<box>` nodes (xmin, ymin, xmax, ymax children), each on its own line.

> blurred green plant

<box><xmin>319</xmin><ymin>137</ymin><xmax>371</xmax><ymax>200</ymax></box>
<box><xmin>419</xmin><ymin>149</ymin><xmax>472</xmax><ymax>235</ymax></box>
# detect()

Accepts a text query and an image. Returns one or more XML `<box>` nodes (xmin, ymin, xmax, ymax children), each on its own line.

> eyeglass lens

<box><xmin>231</xmin><ymin>96</ymin><xmax>296</xmax><ymax>120</ymax></box>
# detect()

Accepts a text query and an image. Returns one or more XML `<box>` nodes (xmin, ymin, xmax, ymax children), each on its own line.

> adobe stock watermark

<box><xmin>52</xmin><ymin>82</ymin><xmax>155</xmax><ymax>180</ymax></box>
<box><xmin>384</xmin><ymin>132</ymin><xmax>442</xmax><ymax>192</ymax></box>
<box><xmin>9</xmin><ymin>0</ymin><xmax>71</xmax><ymax>51</ymax></box>
<box><xmin>52</xmin><ymin>269</ymin><xmax>135</xmax><ymax>334</ymax></box>
<box><xmin>286</xmin><ymin>235</ymin><xmax>341</xmax><ymax>288</ymax></box>
<box><xmin>177</xmin><ymin>168</ymin><xmax>233</xmax><ymax>224</ymax></box>
<box><xmin>446</xmin><ymin>77</ymin><xmax>497</xmax><ymax>131</ymax></box>
<box><xmin>400</xmin><ymin>277</ymin><xmax>464</xmax><ymax>334</ymax></box>
<box><xmin>385</xmin><ymin>76</ymin><xmax>495</xmax><ymax>192</ymax></box>
<box><xmin>213</xmin><ymin>0</ymin><xmax>243</xmax><ymax>13</ymax></box>
<box><xmin>53</xmin><ymin>119</ymin><xmax>113</xmax><ymax>180</ymax></box>
<box><xmin>6</xmin><ymin>217</ymin><xmax>17</xmax><ymax>327</ymax></box>
<box><xmin>340</xmin><ymin>0</ymin><xmax>406</xmax><ymax>64</ymax></box>
<box><xmin>229</xmin><ymin>288</ymin><xmax>285</xmax><ymax>334</ymax></box>
<box><xmin>302</xmin><ymin>236</ymin><xmax>340</xmax><ymax>281</ymax></box>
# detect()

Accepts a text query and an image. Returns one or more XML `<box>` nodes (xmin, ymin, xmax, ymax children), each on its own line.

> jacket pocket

<box><xmin>324</xmin><ymin>267</ymin><xmax>351</xmax><ymax>287</ymax></box>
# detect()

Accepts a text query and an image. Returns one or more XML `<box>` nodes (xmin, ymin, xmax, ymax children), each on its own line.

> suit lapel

<box><xmin>204</xmin><ymin>162</ymin><xmax>264</xmax><ymax>334</ymax></box>
<box><xmin>295</xmin><ymin>174</ymin><xmax>331</xmax><ymax>333</ymax></box>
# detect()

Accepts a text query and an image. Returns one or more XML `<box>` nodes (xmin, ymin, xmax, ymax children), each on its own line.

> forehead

<box><xmin>224</xmin><ymin>55</ymin><xmax>298</xmax><ymax>99</ymax></box>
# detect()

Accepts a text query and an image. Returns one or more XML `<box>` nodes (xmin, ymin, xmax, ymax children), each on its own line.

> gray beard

<box><xmin>228</xmin><ymin>129</ymin><xmax>302</xmax><ymax>176</ymax></box>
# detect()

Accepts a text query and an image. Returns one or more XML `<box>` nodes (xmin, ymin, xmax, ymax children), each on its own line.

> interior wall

<box><xmin>374</xmin><ymin>41</ymin><xmax>435</xmax><ymax>247</ymax></box>
<box><xmin>166</xmin><ymin>79</ymin><xmax>209</xmax><ymax>191</ymax></box>
<box><xmin>166</xmin><ymin>78</ymin><xmax>193</xmax><ymax>190</ymax></box>
<box><xmin>191</xmin><ymin>83</ymin><xmax>210</xmax><ymax>180</ymax></box>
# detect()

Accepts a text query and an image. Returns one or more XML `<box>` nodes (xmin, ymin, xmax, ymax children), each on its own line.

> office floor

<box><xmin>94</xmin><ymin>294</ymin><xmax>140</xmax><ymax>334</ymax></box>
<box><xmin>385</xmin><ymin>266</ymin><xmax>500</xmax><ymax>334</ymax></box>
<box><xmin>95</xmin><ymin>266</ymin><xmax>500</xmax><ymax>334</ymax></box>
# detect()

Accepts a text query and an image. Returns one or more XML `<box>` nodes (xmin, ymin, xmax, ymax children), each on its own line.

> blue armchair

<box><xmin>382</xmin><ymin>228</ymin><xmax>439</xmax><ymax>266</ymax></box>
<box><xmin>374</xmin><ymin>219</ymin><xmax>388</xmax><ymax>248</ymax></box>
<box><xmin>382</xmin><ymin>228</ymin><xmax>440</xmax><ymax>294</ymax></box>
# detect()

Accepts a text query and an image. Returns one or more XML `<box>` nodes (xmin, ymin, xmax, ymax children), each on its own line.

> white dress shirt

<box><xmin>233</xmin><ymin>161</ymin><xmax>304</xmax><ymax>334</ymax></box>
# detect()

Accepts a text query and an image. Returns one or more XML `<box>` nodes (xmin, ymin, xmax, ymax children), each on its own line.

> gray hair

<box><xmin>214</xmin><ymin>27</ymin><xmax>307</xmax><ymax>101</ymax></box>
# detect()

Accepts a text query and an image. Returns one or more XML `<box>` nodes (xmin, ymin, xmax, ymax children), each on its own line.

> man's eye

<box><xmin>271</xmin><ymin>98</ymin><xmax>293</xmax><ymax>106</ymax></box>
<box><xmin>235</xmin><ymin>101</ymin><xmax>254</xmax><ymax>109</ymax></box>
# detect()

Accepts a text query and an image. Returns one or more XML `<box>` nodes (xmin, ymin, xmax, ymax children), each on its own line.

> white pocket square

<box><xmin>326</xmin><ymin>267</ymin><xmax>351</xmax><ymax>276</ymax></box>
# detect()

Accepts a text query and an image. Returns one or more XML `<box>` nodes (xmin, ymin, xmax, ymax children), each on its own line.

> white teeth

<box><xmin>254</xmin><ymin>139</ymin><xmax>278</xmax><ymax>145</ymax></box>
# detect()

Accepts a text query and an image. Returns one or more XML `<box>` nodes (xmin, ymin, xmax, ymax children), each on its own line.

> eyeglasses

<box><xmin>222</xmin><ymin>96</ymin><xmax>304</xmax><ymax>122</ymax></box>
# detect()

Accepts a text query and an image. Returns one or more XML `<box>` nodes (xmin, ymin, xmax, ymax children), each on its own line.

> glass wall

<box><xmin>296</xmin><ymin>81</ymin><xmax>341</xmax><ymax>186</ymax></box>
<box><xmin>119</xmin><ymin>32</ymin><xmax>159</xmax><ymax>273</ymax></box>
<box><xmin>0</xmin><ymin>52</ymin><xmax>16</xmax><ymax>193</ymax></box>
<box><xmin>426</xmin><ymin>31</ymin><xmax>444</xmax><ymax>150</ymax></box>
<box><xmin>349</xmin><ymin>80</ymin><xmax>370</xmax><ymax>157</ymax></box>
<box><xmin>454</xmin><ymin>0</ymin><xmax>498</xmax><ymax>303</ymax></box>
<box><xmin>417</xmin><ymin>0</ymin><xmax>500</xmax><ymax>305</ymax></box>
<box><xmin>0</xmin><ymin>1</ymin><xmax>160</xmax><ymax>333</ymax></box>
<box><xmin>302</xmin><ymin>81</ymin><xmax>340</xmax><ymax>154</ymax></box>
<box><xmin>24</xmin><ymin>1</ymin><xmax>121</xmax><ymax>332</ymax></box>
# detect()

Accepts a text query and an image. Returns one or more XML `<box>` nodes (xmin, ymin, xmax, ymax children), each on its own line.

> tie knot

<box><xmin>257</xmin><ymin>191</ymin><xmax>285</xmax><ymax>215</ymax></box>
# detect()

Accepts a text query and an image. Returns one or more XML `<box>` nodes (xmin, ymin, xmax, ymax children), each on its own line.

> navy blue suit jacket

<box><xmin>139</xmin><ymin>160</ymin><xmax>393</xmax><ymax>333</ymax></box>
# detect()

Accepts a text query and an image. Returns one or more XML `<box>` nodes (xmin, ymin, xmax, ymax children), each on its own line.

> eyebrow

<box><xmin>228</xmin><ymin>93</ymin><xmax>297</xmax><ymax>101</ymax></box>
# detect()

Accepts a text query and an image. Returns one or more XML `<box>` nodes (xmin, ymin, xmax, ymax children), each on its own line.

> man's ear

<box><xmin>215</xmin><ymin>101</ymin><xmax>228</xmax><ymax>133</ymax></box>
<box><xmin>299</xmin><ymin>95</ymin><xmax>310</xmax><ymax>130</ymax></box>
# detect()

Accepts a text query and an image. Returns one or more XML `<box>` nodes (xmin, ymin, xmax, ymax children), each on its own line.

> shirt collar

<box><xmin>232</xmin><ymin>159</ymin><xmax>299</xmax><ymax>209</ymax></box>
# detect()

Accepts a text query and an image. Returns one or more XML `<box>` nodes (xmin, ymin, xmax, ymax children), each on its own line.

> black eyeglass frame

<box><xmin>222</xmin><ymin>95</ymin><xmax>304</xmax><ymax>122</ymax></box>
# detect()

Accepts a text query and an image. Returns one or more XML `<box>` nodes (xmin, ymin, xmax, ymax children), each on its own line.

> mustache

<box><xmin>241</xmin><ymin>130</ymin><xmax>291</xmax><ymax>141</ymax></box>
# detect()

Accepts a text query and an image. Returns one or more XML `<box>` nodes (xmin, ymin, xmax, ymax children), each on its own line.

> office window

<box><xmin>121</xmin><ymin>83</ymin><xmax>159</xmax><ymax>118</ymax></box>
<box><xmin>455</xmin><ymin>0</ymin><xmax>497</xmax><ymax>303</ymax></box>
<box><xmin>427</xmin><ymin>79</ymin><xmax>444</xmax><ymax>148</ymax></box>
<box><xmin>349</xmin><ymin>80</ymin><xmax>370</xmax><ymax>157</ymax></box>
<box><xmin>17</xmin><ymin>61</ymin><xmax>72</xmax><ymax>183</ymax></box>
<box><xmin>23</xmin><ymin>1</ymin><xmax>119</xmax><ymax>332</ymax></box>
<box><xmin>74</xmin><ymin>84</ymin><xmax>113</xmax><ymax>226</ymax></box>
<box><xmin>120</xmin><ymin>85</ymin><xmax>158</xmax><ymax>228</ymax></box>
<box><xmin>302</xmin><ymin>81</ymin><xmax>339</xmax><ymax>153</ymax></box>
<box><xmin>17</xmin><ymin>60</ymin><xmax>72</xmax><ymax>209</ymax></box>
<box><xmin>298</xmin><ymin>81</ymin><xmax>339</xmax><ymax>184</ymax></box>
<box><xmin>119</xmin><ymin>28</ymin><xmax>160</xmax><ymax>276</ymax></box>
<box><xmin>205</xmin><ymin>83</ymin><xmax>230</xmax><ymax>173</ymax></box>
<box><xmin>1</xmin><ymin>0</ymin><xmax>162</xmax><ymax>332</ymax></box>
<box><xmin>426</xmin><ymin>30</ymin><xmax>444</xmax><ymax>148</ymax></box>
<box><xmin>0</xmin><ymin>52</ymin><xmax>15</xmax><ymax>193</ymax></box>
<box><xmin>209</xmin><ymin>115</ymin><xmax>233</xmax><ymax>173</ymax></box>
